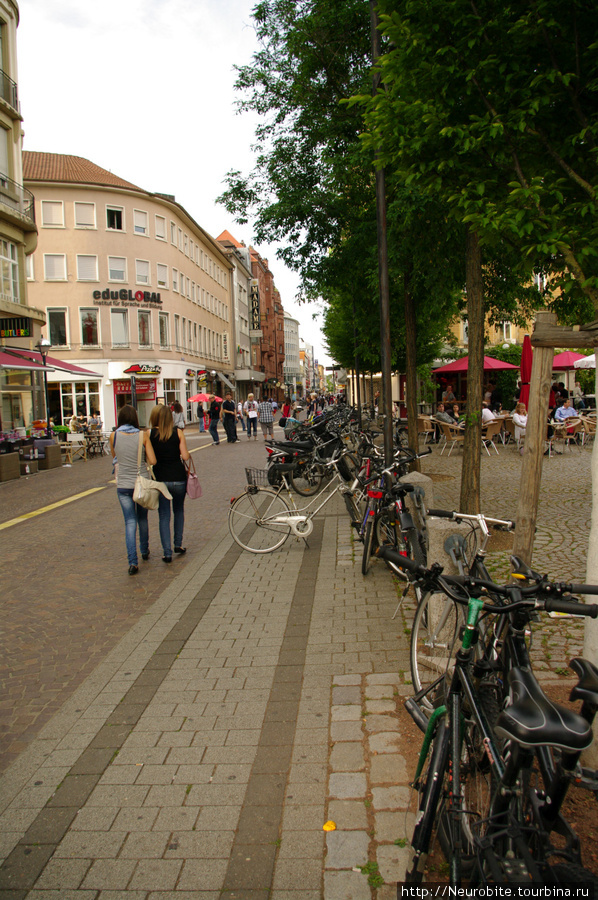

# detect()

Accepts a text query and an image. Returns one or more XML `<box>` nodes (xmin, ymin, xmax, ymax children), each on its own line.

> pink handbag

<box><xmin>185</xmin><ymin>456</ymin><xmax>202</xmax><ymax>499</ymax></box>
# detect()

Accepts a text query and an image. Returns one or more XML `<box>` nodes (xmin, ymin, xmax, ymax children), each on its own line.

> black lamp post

<box><xmin>36</xmin><ymin>336</ymin><xmax>51</xmax><ymax>438</ymax></box>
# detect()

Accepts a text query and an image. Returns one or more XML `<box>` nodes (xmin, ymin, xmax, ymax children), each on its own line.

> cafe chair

<box><xmin>582</xmin><ymin>416</ymin><xmax>596</xmax><ymax>446</ymax></box>
<box><xmin>438</xmin><ymin>421</ymin><xmax>464</xmax><ymax>457</ymax></box>
<box><xmin>417</xmin><ymin>415</ymin><xmax>435</xmax><ymax>445</ymax></box>
<box><xmin>65</xmin><ymin>433</ymin><xmax>88</xmax><ymax>463</ymax></box>
<box><xmin>481</xmin><ymin>418</ymin><xmax>502</xmax><ymax>455</ymax></box>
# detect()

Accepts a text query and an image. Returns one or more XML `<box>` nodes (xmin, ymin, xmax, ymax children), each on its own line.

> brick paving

<box><xmin>0</xmin><ymin>433</ymin><xmax>594</xmax><ymax>897</ymax></box>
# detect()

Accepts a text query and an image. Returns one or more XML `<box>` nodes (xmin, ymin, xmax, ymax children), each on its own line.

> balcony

<box><xmin>0</xmin><ymin>173</ymin><xmax>36</xmax><ymax>226</ymax></box>
<box><xmin>0</xmin><ymin>69</ymin><xmax>18</xmax><ymax>113</ymax></box>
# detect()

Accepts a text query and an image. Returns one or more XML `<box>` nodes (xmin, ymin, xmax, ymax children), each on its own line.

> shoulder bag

<box><xmin>133</xmin><ymin>432</ymin><xmax>172</xmax><ymax>509</ymax></box>
<box><xmin>185</xmin><ymin>455</ymin><xmax>202</xmax><ymax>499</ymax></box>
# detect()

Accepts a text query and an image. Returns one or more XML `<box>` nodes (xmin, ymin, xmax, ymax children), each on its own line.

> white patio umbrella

<box><xmin>574</xmin><ymin>354</ymin><xmax>596</xmax><ymax>369</ymax></box>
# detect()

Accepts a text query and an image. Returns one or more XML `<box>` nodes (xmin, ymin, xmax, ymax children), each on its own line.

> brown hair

<box><xmin>150</xmin><ymin>404</ymin><xmax>174</xmax><ymax>442</ymax></box>
<box><xmin>117</xmin><ymin>404</ymin><xmax>139</xmax><ymax>428</ymax></box>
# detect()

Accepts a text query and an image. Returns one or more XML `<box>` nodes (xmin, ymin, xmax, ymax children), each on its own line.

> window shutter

<box><xmin>77</xmin><ymin>255</ymin><xmax>98</xmax><ymax>281</ymax></box>
<box><xmin>75</xmin><ymin>203</ymin><xmax>95</xmax><ymax>227</ymax></box>
<box><xmin>136</xmin><ymin>260</ymin><xmax>150</xmax><ymax>283</ymax></box>
<box><xmin>44</xmin><ymin>254</ymin><xmax>66</xmax><ymax>279</ymax></box>
<box><xmin>134</xmin><ymin>210</ymin><xmax>148</xmax><ymax>234</ymax></box>
<box><xmin>108</xmin><ymin>257</ymin><xmax>126</xmax><ymax>280</ymax></box>
<box><xmin>157</xmin><ymin>264</ymin><xmax>168</xmax><ymax>287</ymax></box>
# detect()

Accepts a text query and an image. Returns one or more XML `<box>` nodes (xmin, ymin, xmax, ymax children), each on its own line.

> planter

<box><xmin>0</xmin><ymin>452</ymin><xmax>20</xmax><ymax>482</ymax></box>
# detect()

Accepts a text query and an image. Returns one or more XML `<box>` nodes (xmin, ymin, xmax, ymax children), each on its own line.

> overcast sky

<box><xmin>17</xmin><ymin>0</ymin><xmax>331</xmax><ymax>365</ymax></box>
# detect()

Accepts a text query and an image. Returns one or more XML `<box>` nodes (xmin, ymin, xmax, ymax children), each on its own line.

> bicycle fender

<box><xmin>399</xmin><ymin>510</ymin><xmax>415</xmax><ymax>531</ymax></box>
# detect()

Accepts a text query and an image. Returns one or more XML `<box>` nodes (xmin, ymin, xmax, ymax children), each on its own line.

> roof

<box><xmin>23</xmin><ymin>152</ymin><xmax>143</xmax><ymax>191</ymax></box>
<box><xmin>216</xmin><ymin>230</ymin><xmax>244</xmax><ymax>248</ymax></box>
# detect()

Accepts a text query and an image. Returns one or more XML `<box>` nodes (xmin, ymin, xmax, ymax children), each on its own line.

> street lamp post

<box><xmin>36</xmin><ymin>336</ymin><xmax>52</xmax><ymax>438</ymax></box>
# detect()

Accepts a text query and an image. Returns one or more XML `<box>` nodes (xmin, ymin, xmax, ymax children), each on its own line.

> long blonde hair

<box><xmin>149</xmin><ymin>404</ymin><xmax>174</xmax><ymax>442</ymax></box>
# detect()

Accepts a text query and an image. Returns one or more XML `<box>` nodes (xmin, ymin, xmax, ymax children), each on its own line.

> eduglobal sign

<box><xmin>92</xmin><ymin>288</ymin><xmax>163</xmax><ymax>307</ymax></box>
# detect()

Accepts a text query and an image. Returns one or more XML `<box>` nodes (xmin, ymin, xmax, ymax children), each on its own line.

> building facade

<box><xmin>0</xmin><ymin>0</ymin><xmax>41</xmax><ymax>435</ymax></box>
<box><xmin>23</xmin><ymin>152</ymin><xmax>234</xmax><ymax>429</ymax></box>
<box><xmin>249</xmin><ymin>246</ymin><xmax>286</xmax><ymax>399</ymax></box>
<box><xmin>283</xmin><ymin>311</ymin><xmax>301</xmax><ymax>399</ymax></box>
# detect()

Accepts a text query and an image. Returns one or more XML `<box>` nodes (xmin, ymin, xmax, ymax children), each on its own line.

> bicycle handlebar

<box><xmin>375</xmin><ymin>546</ymin><xmax>598</xmax><ymax>617</ymax></box>
<box><xmin>427</xmin><ymin>508</ymin><xmax>516</xmax><ymax>530</ymax></box>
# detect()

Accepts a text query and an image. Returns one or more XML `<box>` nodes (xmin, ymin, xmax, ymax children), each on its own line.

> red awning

<box><xmin>0</xmin><ymin>349</ymin><xmax>50</xmax><ymax>371</ymax></box>
<box><xmin>5</xmin><ymin>348</ymin><xmax>102</xmax><ymax>377</ymax></box>
<box><xmin>433</xmin><ymin>355</ymin><xmax>519</xmax><ymax>374</ymax></box>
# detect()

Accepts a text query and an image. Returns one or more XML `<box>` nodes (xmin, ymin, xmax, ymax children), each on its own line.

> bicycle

<box><xmin>409</xmin><ymin>509</ymin><xmax>515</xmax><ymax>708</ymax></box>
<box><xmin>378</xmin><ymin>546</ymin><xmax>598</xmax><ymax>887</ymax></box>
<box><xmin>228</xmin><ymin>452</ymin><xmax>366</xmax><ymax>554</ymax></box>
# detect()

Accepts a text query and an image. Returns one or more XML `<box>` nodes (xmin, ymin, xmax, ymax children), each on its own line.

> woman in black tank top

<box><xmin>149</xmin><ymin>405</ymin><xmax>191</xmax><ymax>562</ymax></box>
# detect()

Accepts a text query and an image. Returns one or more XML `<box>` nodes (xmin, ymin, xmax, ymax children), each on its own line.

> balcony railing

<box><xmin>0</xmin><ymin>69</ymin><xmax>18</xmax><ymax>111</ymax></box>
<box><xmin>0</xmin><ymin>173</ymin><xmax>35</xmax><ymax>222</ymax></box>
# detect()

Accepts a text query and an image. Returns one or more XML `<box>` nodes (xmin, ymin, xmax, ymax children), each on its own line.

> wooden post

<box><xmin>512</xmin><ymin>311</ymin><xmax>557</xmax><ymax>564</ymax></box>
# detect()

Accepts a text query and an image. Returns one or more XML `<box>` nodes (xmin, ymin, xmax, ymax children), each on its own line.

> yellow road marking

<box><xmin>0</xmin><ymin>486</ymin><xmax>106</xmax><ymax>531</ymax></box>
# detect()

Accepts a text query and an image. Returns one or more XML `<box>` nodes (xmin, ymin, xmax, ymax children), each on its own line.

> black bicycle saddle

<box><xmin>495</xmin><ymin>667</ymin><xmax>592</xmax><ymax>752</ymax></box>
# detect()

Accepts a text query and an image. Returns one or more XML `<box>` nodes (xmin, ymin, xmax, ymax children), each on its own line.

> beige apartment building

<box><xmin>23</xmin><ymin>152</ymin><xmax>234</xmax><ymax>429</ymax></box>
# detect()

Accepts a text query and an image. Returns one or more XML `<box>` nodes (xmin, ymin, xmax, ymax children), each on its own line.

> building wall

<box><xmin>24</xmin><ymin>180</ymin><xmax>234</xmax><ymax>429</ymax></box>
<box><xmin>283</xmin><ymin>312</ymin><xmax>300</xmax><ymax>397</ymax></box>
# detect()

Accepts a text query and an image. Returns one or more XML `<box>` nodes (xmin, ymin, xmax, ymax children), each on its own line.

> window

<box><xmin>178</xmin><ymin>228</ymin><xmax>183</xmax><ymax>250</ymax></box>
<box><xmin>159</xmin><ymin>312</ymin><xmax>169</xmax><ymax>349</ymax></box>
<box><xmin>193</xmin><ymin>322</ymin><xmax>197</xmax><ymax>353</ymax></box>
<box><xmin>174</xmin><ymin>314</ymin><xmax>181</xmax><ymax>349</ymax></box>
<box><xmin>44</xmin><ymin>253</ymin><xmax>67</xmax><ymax>281</ymax></box>
<box><xmin>172</xmin><ymin>268</ymin><xmax>178</xmax><ymax>292</ymax></box>
<box><xmin>155</xmin><ymin>215</ymin><xmax>166</xmax><ymax>240</ymax></box>
<box><xmin>111</xmin><ymin>309</ymin><xmax>129</xmax><ymax>347</ymax></box>
<box><xmin>74</xmin><ymin>202</ymin><xmax>96</xmax><ymax>228</ymax></box>
<box><xmin>138</xmin><ymin>310</ymin><xmax>151</xmax><ymax>348</ymax></box>
<box><xmin>108</xmin><ymin>256</ymin><xmax>126</xmax><ymax>281</ymax></box>
<box><xmin>48</xmin><ymin>309</ymin><xmax>68</xmax><ymax>346</ymax></box>
<box><xmin>106</xmin><ymin>206</ymin><xmax>123</xmax><ymax>230</ymax></box>
<box><xmin>135</xmin><ymin>259</ymin><xmax>150</xmax><ymax>284</ymax></box>
<box><xmin>157</xmin><ymin>263</ymin><xmax>168</xmax><ymax>287</ymax></box>
<box><xmin>25</xmin><ymin>254</ymin><xmax>34</xmax><ymax>281</ymax></box>
<box><xmin>501</xmin><ymin>321</ymin><xmax>513</xmax><ymax>342</ymax></box>
<box><xmin>182</xmin><ymin>317</ymin><xmax>187</xmax><ymax>350</ymax></box>
<box><xmin>170</xmin><ymin>221</ymin><xmax>176</xmax><ymax>244</ymax></box>
<box><xmin>163</xmin><ymin>378</ymin><xmax>179</xmax><ymax>408</ymax></box>
<box><xmin>133</xmin><ymin>209</ymin><xmax>148</xmax><ymax>235</ymax></box>
<box><xmin>76</xmin><ymin>255</ymin><xmax>98</xmax><ymax>281</ymax></box>
<box><xmin>80</xmin><ymin>308</ymin><xmax>99</xmax><ymax>346</ymax></box>
<box><xmin>184</xmin><ymin>234</ymin><xmax>188</xmax><ymax>255</ymax></box>
<box><xmin>41</xmin><ymin>201</ymin><xmax>64</xmax><ymax>227</ymax></box>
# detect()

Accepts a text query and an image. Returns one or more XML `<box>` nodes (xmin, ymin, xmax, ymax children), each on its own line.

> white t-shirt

<box><xmin>244</xmin><ymin>400</ymin><xmax>258</xmax><ymax>418</ymax></box>
<box><xmin>481</xmin><ymin>407</ymin><xmax>496</xmax><ymax>424</ymax></box>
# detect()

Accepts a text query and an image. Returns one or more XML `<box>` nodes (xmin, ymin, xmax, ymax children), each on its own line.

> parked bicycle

<box><xmin>378</xmin><ymin>545</ymin><xmax>598</xmax><ymax>888</ymax></box>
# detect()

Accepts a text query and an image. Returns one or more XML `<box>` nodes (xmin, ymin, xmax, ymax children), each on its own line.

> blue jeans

<box><xmin>158</xmin><ymin>481</ymin><xmax>187</xmax><ymax>556</ymax></box>
<box><xmin>209</xmin><ymin>418</ymin><xmax>220</xmax><ymax>444</ymax></box>
<box><xmin>247</xmin><ymin>416</ymin><xmax>257</xmax><ymax>437</ymax></box>
<box><xmin>239</xmin><ymin>415</ymin><xmax>246</xmax><ymax>431</ymax></box>
<box><xmin>117</xmin><ymin>488</ymin><xmax>149</xmax><ymax>566</ymax></box>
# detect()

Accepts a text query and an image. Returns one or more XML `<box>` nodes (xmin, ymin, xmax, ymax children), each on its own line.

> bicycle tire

<box><xmin>337</xmin><ymin>451</ymin><xmax>359</xmax><ymax>483</ymax></box>
<box><xmin>362</xmin><ymin>514</ymin><xmax>376</xmax><ymax>576</ymax></box>
<box><xmin>403</xmin><ymin>526</ymin><xmax>426</xmax><ymax>568</ymax></box>
<box><xmin>410</xmin><ymin>589</ymin><xmax>465</xmax><ymax>709</ymax></box>
<box><xmin>289</xmin><ymin>460</ymin><xmax>323</xmax><ymax>497</ymax></box>
<box><xmin>228</xmin><ymin>488</ymin><xmax>291</xmax><ymax>553</ymax></box>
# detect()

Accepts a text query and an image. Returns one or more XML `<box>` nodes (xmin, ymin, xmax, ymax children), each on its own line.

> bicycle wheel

<box><xmin>228</xmin><ymin>488</ymin><xmax>291</xmax><ymax>553</ymax></box>
<box><xmin>362</xmin><ymin>514</ymin><xmax>377</xmax><ymax>576</ymax></box>
<box><xmin>411</xmin><ymin>589</ymin><xmax>465</xmax><ymax>709</ymax></box>
<box><xmin>406</xmin><ymin>717</ymin><xmax>450</xmax><ymax>883</ymax></box>
<box><xmin>289</xmin><ymin>460</ymin><xmax>323</xmax><ymax>497</ymax></box>
<box><xmin>403</xmin><ymin>526</ymin><xmax>426</xmax><ymax>567</ymax></box>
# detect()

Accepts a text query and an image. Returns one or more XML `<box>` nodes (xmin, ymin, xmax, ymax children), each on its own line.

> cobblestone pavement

<box><xmin>0</xmin><ymin>434</ymin><xmax>594</xmax><ymax>897</ymax></box>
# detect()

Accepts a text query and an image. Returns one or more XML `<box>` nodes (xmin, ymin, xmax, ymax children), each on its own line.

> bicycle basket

<box><xmin>245</xmin><ymin>467</ymin><xmax>270</xmax><ymax>487</ymax></box>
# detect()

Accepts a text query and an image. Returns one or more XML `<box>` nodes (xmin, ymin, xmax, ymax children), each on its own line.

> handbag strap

<box><xmin>184</xmin><ymin>455</ymin><xmax>196</xmax><ymax>476</ymax></box>
<box><xmin>136</xmin><ymin>430</ymin><xmax>155</xmax><ymax>480</ymax></box>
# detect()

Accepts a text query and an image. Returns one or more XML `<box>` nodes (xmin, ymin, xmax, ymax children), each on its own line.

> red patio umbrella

<box><xmin>433</xmin><ymin>355</ymin><xmax>519</xmax><ymax>374</ymax></box>
<box><xmin>519</xmin><ymin>335</ymin><xmax>533</xmax><ymax>408</ymax></box>
<box><xmin>552</xmin><ymin>351</ymin><xmax>586</xmax><ymax>370</ymax></box>
<box><xmin>189</xmin><ymin>393</ymin><xmax>210</xmax><ymax>403</ymax></box>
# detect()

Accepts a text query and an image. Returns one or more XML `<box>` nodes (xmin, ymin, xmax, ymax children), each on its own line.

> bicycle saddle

<box><xmin>391</xmin><ymin>483</ymin><xmax>414</xmax><ymax>495</ymax></box>
<box><xmin>569</xmin><ymin>657</ymin><xmax>598</xmax><ymax>708</ymax></box>
<box><xmin>268</xmin><ymin>440</ymin><xmax>315</xmax><ymax>452</ymax></box>
<box><xmin>495</xmin><ymin>667</ymin><xmax>592</xmax><ymax>752</ymax></box>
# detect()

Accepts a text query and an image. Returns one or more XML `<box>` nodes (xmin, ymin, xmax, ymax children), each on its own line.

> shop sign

<box><xmin>114</xmin><ymin>379</ymin><xmax>157</xmax><ymax>394</ymax></box>
<box><xmin>124</xmin><ymin>363</ymin><xmax>161</xmax><ymax>376</ymax></box>
<box><xmin>0</xmin><ymin>316</ymin><xmax>31</xmax><ymax>338</ymax></box>
<box><xmin>186</xmin><ymin>369</ymin><xmax>197</xmax><ymax>378</ymax></box>
<box><xmin>222</xmin><ymin>332</ymin><xmax>230</xmax><ymax>362</ymax></box>
<box><xmin>92</xmin><ymin>289</ymin><xmax>162</xmax><ymax>307</ymax></box>
<box><xmin>249</xmin><ymin>279</ymin><xmax>262</xmax><ymax>336</ymax></box>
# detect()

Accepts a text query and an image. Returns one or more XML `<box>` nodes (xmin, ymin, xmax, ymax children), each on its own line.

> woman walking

<box><xmin>149</xmin><ymin>404</ymin><xmax>190</xmax><ymax>562</ymax></box>
<box><xmin>172</xmin><ymin>400</ymin><xmax>186</xmax><ymax>430</ymax></box>
<box><xmin>110</xmin><ymin>405</ymin><xmax>157</xmax><ymax>575</ymax></box>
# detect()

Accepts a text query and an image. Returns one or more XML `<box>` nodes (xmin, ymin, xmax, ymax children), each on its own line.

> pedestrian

<box><xmin>208</xmin><ymin>394</ymin><xmax>221</xmax><ymax>446</ymax></box>
<box><xmin>258</xmin><ymin>396</ymin><xmax>274</xmax><ymax>441</ymax></box>
<box><xmin>198</xmin><ymin>403</ymin><xmax>205</xmax><ymax>432</ymax></box>
<box><xmin>244</xmin><ymin>392</ymin><xmax>258</xmax><ymax>440</ymax></box>
<box><xmin>172</xmin><ymin>400</ymin><xmax>185</xmax><ymax>430</ymax></box>
<box><xmin>282</xmin><ymin>397</ymin><xmax>291</xmax><ymax>419</ymax></box>
<box><xmin>109</xmin><ymin>404</ymin><xmax>157</xmax><ymax>576</ymax></box>
<box><xmin>149</xmin><ymin>404</ymin><xmax>190</xmax><ymax>563</ymax></box>
<box><xmin>237</xmin><ymin>399</ymin><xmax>246</xmax><ymax>432</ymax></box>
<box><xmin>221</xmin><ymin>391</ymin><xmax>239</xmax><ymax>443</ymax></box>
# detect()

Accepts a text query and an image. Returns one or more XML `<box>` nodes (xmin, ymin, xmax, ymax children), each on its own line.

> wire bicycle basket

<box><xmin>245</xmin><ymin>467</ymin><xmax>270</xmax><ymax>487</ymax></box>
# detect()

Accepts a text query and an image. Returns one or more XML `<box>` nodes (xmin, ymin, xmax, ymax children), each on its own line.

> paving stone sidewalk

<box><xmin>0</xmin><ymin>441</ymin><xmax>593</xmax><ymax>898</ymax></box>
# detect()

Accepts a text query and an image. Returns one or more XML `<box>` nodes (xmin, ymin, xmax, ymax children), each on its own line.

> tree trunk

<box><xmin>460</xmin><ymin>230</ymin><xmax>484</xmax><ymax>513</ymax></box>
<box><xmin>583</xmin><ymin>363</ymin><xmax>598</xmax><ymax>765</ymax></box>
<box><xmin>404</xmin><ymin>268</ymin><xmax>420</xmax><ymax>471</ymax></box>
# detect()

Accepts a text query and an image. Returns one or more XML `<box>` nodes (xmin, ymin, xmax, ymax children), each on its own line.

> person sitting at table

<box><xmin>512</xmin><ymin>402</ymin><xmax>528</xmax><ymax>442</ymax></box>
<box><xmin>448</xmin><ymin>402</ymin><xmax>463</xmax><ymax>424</ymax></box>
<box><xmin>442</xmin><ymin>384</ymin><xmax>456</xmax><ymax>403</ymax></box>
<box><xmin>481</xmin><ymin>402</ymin><xmax>496</xmax><ymax>424</ymax></box>
<box><xmin>88</xmin><ymin>411</ymin><xmax>101</xmax><ymax>430</ymax></box>
<box><xmin>69</xmin><ymin>413</ymin><xmax>80</xmax><ymax>433</ymax></box>
<box><xmin>554</xmin><ymin>398</ymin><xmax>578</xmax><ymax>434</ymax></box>
<box><xmin>435</xmin><ymin>402</ymin><xmax>453</xmax><ymax>424</ymax></box>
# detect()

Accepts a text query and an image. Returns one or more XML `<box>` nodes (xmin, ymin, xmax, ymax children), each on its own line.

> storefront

<box><xmin>0</xmin><ymin>351</ymin><xmax>46</xmax><ymax>437</ymax></box>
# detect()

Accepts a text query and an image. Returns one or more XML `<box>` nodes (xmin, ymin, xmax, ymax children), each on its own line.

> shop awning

<box><xmin>0</xmin><ymin>349</ymin><xmax>51</xmax><ymax>371</ymax></box>
<box><xmin>217</xmin><ymin>370</ymin><xmax>236</xmax><ymax>390</ymax></box>
<box><xmin>6</xmin><ymin>348</ymin><xmax>102</xmax><ymax>378</ymax></box>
